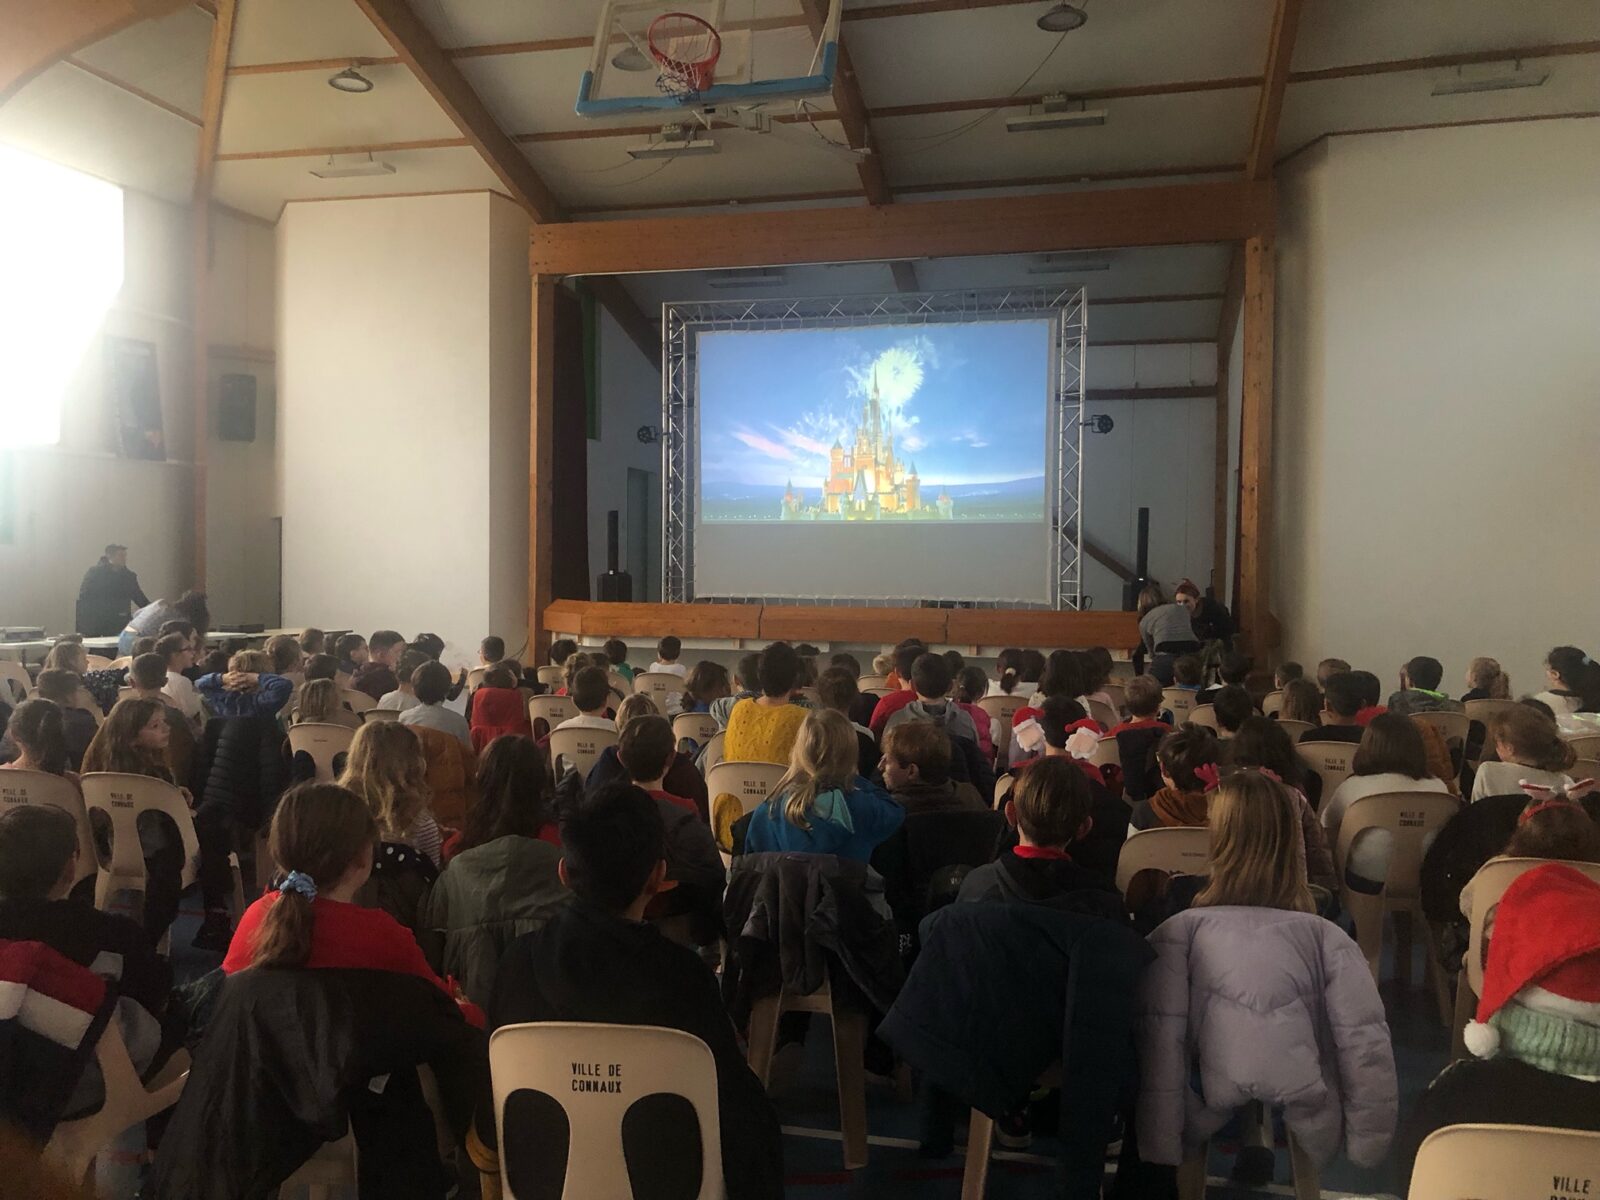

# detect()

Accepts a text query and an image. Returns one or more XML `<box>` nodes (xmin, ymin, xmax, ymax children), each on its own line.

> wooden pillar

<box><xmin>1237</xmin><ymin>233</ymin><xmax>1275</xmax><ymax>657</ymax></box>
<box><xmin>527</xmin><ymin>274</ymin><xmax>557</xmax><ymax>664</ymax></box>
<box><xmin>1212</xmin><ymin>346</ymin><xmax>1230</xmax><ymax>600</ymax></box>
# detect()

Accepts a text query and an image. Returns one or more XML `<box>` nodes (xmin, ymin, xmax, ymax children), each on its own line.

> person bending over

<box><xmin>489</xmin><ymin>784</ymin><xmax>783</xmax><ymax>1199</ymax></box>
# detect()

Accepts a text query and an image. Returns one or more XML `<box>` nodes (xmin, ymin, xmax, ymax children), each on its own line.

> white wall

<box><xmin>1274</xmin><ymin>117</ymin><xmax>1600</xmax><ymax>690</ymax></box>
<box><xmin>487</xmin><ymin>196</ymin><xmax>532</xmax><ymax>652</ymax></box>
<box><xmin>588</xmin><ymin>306</ymin><xmax>662</xmax><ymax>598</ymax></box>
<box><xmin>277</xmin><ymin>192</ymin><xmax>529</xmax><ymax>656</ymax></box>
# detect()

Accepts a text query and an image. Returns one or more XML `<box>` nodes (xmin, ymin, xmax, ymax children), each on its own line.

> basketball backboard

<box><xmin>576</xmin><ymin>0</ymin><xmax>842</xmax><ymax>117</ymax></box>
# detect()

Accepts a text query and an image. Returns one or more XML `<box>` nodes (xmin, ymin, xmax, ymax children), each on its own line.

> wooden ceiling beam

<box><xmin>1247</xmin><ymin>0</ymin><xmax>1304</xmax><ymax>181</ymax></box>
<box><xmin>350</xmin><ymin>0</ymin><xmax>565</xmax><ymax>222</ymax></box>
<box><xmin>531</xmin><ymin>179</ymin><xmax>1273</xmax><ymax>276</ymax></box>
<box><xmin>0</xmin><ymin>0</ymin><xmax>191</xmax><ymax>105</ymax></box>
<box><xmin>216</xmin><ymin>136</ymin><xmax>469</xmax><ymax>161</ymax></box>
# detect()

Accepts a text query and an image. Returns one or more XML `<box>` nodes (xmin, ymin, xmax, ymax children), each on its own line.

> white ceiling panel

<box><xmin>74</xmin><ymin>4</ymin><xmax>213</xmax><ymax>116</ymax></box>
<box><xmin>413</xmin><ymin>0</ymin><xmax>631</xmax><ymax>49</ymax></box>
<box><xmin>212</xmin><ymin>144</ymin><xmax>505</xmax><ymax>220</ymax></box>
<box><xmin>848</xmin><ymin>1</ymin><xmax>1268</xmax><ymax>111</ymax></box>
<box><xmin>230</xmin><ymin>0</ymin><xmax>395</xmax><ymax>66</ymax></box>
<box><xmin>1278</xmin><ymin>55</ymin><xmax>1600</xmax><ymax>160</ymax></box>
<box><xmin>218</xmin><ymin>65</ymin><xmax>461</xmax><ymax>153</ymax></box>
<box><xmin>0</xmin><ymin>64</ymin><xmax>197</xmax><ymax>204</ymax></box>
<box><xmin>1293</xmin><ymin>0</ymin><xmax>1600</xmax><ymax>72</ymax></box>
<box><xmin>528</xmin><ymin>120</ymin><xmax>863</xmax><ymax>208</ymax></box>
<box><xmin>878</xmin><ymin>89</ymin><xmax>1256</xmax><ymax>189</ymax></box>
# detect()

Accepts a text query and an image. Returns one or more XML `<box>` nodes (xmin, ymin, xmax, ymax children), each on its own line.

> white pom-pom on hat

<box><xmin>1463</xmin><ymin>1020</ymin><xmax>1500</xmax><ymax>1058</ymax></box>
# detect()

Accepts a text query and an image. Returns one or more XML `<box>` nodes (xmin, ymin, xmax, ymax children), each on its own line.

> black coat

<box><xmin>490</xmin><ymin>899</ymin><xmax>784</xmax><ymax>1200</ymax></box>
<box><xmin>880</xmin><ymin>903</ymin><xmax>1153</xmax><ymax>1200</ymax></box>
<box><xmin>152</xmin><ymin>967</ymin><xmax>487</xmax><ymax>1200</ymax></box>
<box><xmin>198</xmin><ymin>716</ymin><xmax>289</xmax><ymax>831</ymax></box>
<box><xmin>75</xmin><ymin>558</ymin><xmax>149</xmax><ymax>636</ymax></box>
<box><xmin>872</xmin><ymin>807</ymin><xmax>1005</xmax><ymax>943</ymax></box>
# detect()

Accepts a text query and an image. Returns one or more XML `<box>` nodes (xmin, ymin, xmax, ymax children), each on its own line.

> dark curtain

<box><xmin>553</xmin><ymin>287</ymin><xmax>591</xmax><ymax>599</ymax></box>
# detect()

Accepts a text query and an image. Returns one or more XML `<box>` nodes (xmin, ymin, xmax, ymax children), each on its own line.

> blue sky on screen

<box><xmin>696</xmin><ymin>320</ymin><xmax>1050</xmax><ymax>488</ymax></box>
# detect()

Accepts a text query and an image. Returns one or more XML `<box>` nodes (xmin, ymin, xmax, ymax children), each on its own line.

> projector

<box><xmin>1006</xmin><ymin>100</ymin><xmax>1107</xmax><ymax>134</ymax></box>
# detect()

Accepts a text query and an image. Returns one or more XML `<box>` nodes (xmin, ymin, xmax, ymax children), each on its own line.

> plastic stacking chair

<box><xmin>548</xmin><ymin>726</ymin><xmax>619</xmax><ymax>779</ymax></box>
<box><xmin>79</xmin><ymin>772</ymin><xmax>202</xmax><ymax>912</ymax></box>
<box><xmin>287</xmin><ymin>722</ymin><xmax>355</xmax><ymax>782</ymax></box>
<box><xmin>1412</xmin><ymin>710</ymin><xmax>1470</xmax><ymax>771</ymax></box>
<box><xmin>1115</xmin><ymin>826</ymin><xmax>1211</xmax><ymax>894</ymax></box>
<box><xmin>1450</xmin><ymin>856</ymin><xmax>1600</xmax><ymax>1057</ymax></box>
<box><xmin>465</xmin><ymin>667</ymin><xmax>487</xmax><ymax>693</ymax></box>
<box><xmin>1087</xmin><ymin>735</ymin><xmax>1121</xmax><ymax>775</ymax></box>
<box><xmin>1564</xmin><ymin>732</ymin><xmax>1600</xmax><ymax>759</ymax></box>
<box><xmin>608</xmin><ymin>671</ymin><xmax>632</xmax><ymax>701</ymax></box>
<box><xmin>857</xmin><ymin>675</ymin><xmax>891</xmax><ymax>693</ymax></box>
<box><xmin>1177</xmin><ymin>1125</ymin><xmax>1319</xmax><ymax>1200</ymax></box>
<box><xmin>44</xmin><ymin>1021</ymin><xmax>189</xmax><ymax>1186</ymax></box>
<box><xmin>490</xmin><ymin>1022</ymin><xmax>726</xmax><ymax>1200</ymax></box>
<box><xmin>699</xmin><ymin>730</ymin><xmax>727</xmax><ymax>772</ymax></box>
<box><xmin>747</xmin><ymin>971</ymin><xmax>869</xmax><ymax>1170</ymax></box>
<box><xmin>1463</xmin><ymin>699</ymin><xmax>1518</xmax><ymax>765</ymax></box>
<box><xmin>978</xmin><ymin>695</ymin><xmax>1028</xmax><ymax>761</ymax></box>
<box><xmin>959</xmin><ymin>1065</ymin><xmax>1061</xmax><ymax>1200</ymax></box>
<box><xmin>0</xmin><ymin>659</ymin><xmax>33</xmax><ymax>705</ymax></box>
<box><xmin>84</xmin><ymin>654</ymin><xmax>115</xmax><ymax>670</ymax></box>
<box><xmin>340</xmin><ymin>688</ymin><xmax>376</xmax><ymax>714</ymax></box>
<box><xmin>73</xmin><ymin>688</ymin><xmax>106</xmax><ymax>728</ymax></box>
<box><xmin>1295</xmin><ymin>740</ymin><xmax>1358</xmax><ymax>805</ymax></box>
<box><xmin>1186</xmin><ymin>703</ymin><xmax>1218</xmax><ymax>731</ymax></box>
<box><xmin>527</xmin><ymin>694</ymin><xmax>576</xmax><ymax>738</ymax></box>
<box><xmin>993</xmin><ymin>773</ymin><xmax>1014</xmax><ymax>808</ymax></box>
<box><xmin>635</xmin><ymin>671</ymin><xmax>688</xmax><ymax>704</ymax></box>
<box><xmin>1102</xmin><ymin>682</ymin><xmax>1126</xmax><ymax>714</ymax></box>
<box><xmin>0</xmin><ymin>769</ymin><xmax>97</xmax><ymax>887</ymax></box>
<box><xmin>1162</xmin><ymin>689</ymin><xmax>1197</xmax><ymax>724</ymax></box>
<box><xmin>1274</xmin><ymin>719</ymin><xmax>1316</xmax><ymax>742</ymax></box>
<box><xmin>1261</xmin><ymin>689</ymin><xmax>1283</xmax><ymax>717</ymax></box>
<box><xmin>361</xmin><ymin>706</ymin><xmax>402</xmax><ymax>723</ymax></box>
<box><xmin>705</xmin><ymin>760</ymin><xmax>786</xmax><ymax>848</ymax></box>
<box><xmin>536</xmin><ymin>664</ymin><xmax>564</xmax><ymax>688</ymax></box>
<box><xmin>1088</xmin><ymin>698</ymin><xmax>1120</xmax><ymax>729</ymax></box>
<box><xmin>1407</xmin><ymin>1123</ymin><xmax>1600</xmax><ymax>1199</ymax></box>
<box><xmin>672</xmin><ymin>712</ymin><xmax>719</xmax><ymax>746</ymax></box>
<box><xmin>1334</xmin><ymin>790</ymin><xmax>1460</xmax><ymax>1021</ymax></box>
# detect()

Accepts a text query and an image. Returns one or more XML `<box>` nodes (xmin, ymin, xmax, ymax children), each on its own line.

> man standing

<box><xmin>75</xmin><ymin>544</ymin><xmax>149</xmax><ymax>635</ymax></box>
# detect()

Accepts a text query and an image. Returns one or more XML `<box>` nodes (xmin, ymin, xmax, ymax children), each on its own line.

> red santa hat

<box><xmin>1463</xmin><ymin>862</ymin><xmax>1600</xmax><ymax>1065</ymax></box>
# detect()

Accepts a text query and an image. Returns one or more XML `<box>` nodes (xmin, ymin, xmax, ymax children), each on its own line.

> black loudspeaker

<box><xmin>218</xmin><ymin>374</ymin><xmax>257</xmax><ymax>442</ymax></box>
<box><xmin>597</xmin><ymin>509</ymin><xmax>633</xmax><ymax>601</ymax></box>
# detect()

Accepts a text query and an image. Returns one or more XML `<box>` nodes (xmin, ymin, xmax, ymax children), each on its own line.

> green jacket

<box><xmin>419</xmin><ymin>835</ymin><xmax>570</xmax><ymax>1007</ymax></box>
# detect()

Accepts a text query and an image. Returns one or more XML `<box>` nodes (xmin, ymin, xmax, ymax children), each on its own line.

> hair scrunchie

<box><xmin>279</xmin><ymin>870</ymin><xmax>318</xmax><ymax>901</ymax></box>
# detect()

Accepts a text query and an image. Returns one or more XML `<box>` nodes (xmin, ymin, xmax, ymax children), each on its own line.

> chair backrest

<box><xmin>1334</xmin><ymin>790</ymin><xmax>1461</xmax><ymax>898</ymax></box>
<box><xmin>340</xmin><ymin>687</ymin><xmax>376</xmax><ymax>713</ymax></box>
<box><xmin>1162</xmin><ymin>689</ymin><xmax>1196</xmax><ymax>722</ymax></box>
<box><xmin>1274</xmin><ymin>718</ymin><xmax>1316</xmax><ymax>742</ymax></box>
<box><xmin>993</xmin><ymin>773</ymin><xmax>1014</xmax><ymax>808</ymax></box>
<box><xmin>287</xmin><ymin>722</ymin><xmax>355</xmax><ymax>782</ymax></box>
<box><xmin>979</xmin><ymin>694</ymin><xmax>1027</xmax><ymax>760</ymax></box>
<box><xmin>672</xmin><ymin>712</ymin><xmax>719</xmax><ymax>746</ymax></box>
<box><xmin>1459</xmin><ymin>856</ymin><xmax>1600</xmax><ymax>996</ymax></box>
<box><xmin>1088</xmin><ymin>698</ymin><xmax>1120</xmax><ymax>729</ymax></box>
<box><xmin>1407</xmin><ymin>1122</ymin><xmax>1600</xmax><ymax>1200</ymax></box>
<box><xmin>1261</xmin><ymin>689</ymin><xmax>1283</xmax><ymax>717</ymax></box>
<box><xmin>1295</xmin><ymin>739</ymin><xmax>1359</xmax><ymax>801</ymax></box>
<box><xmin>1564</xmin><ymin>732</ymin><xmax>1600</xmax><ymax>759</ymax></box>
<box><xmin>549</xmin><ymin>725</ymin><xmax>619</xmax><ymax>779</ymax></box>
<box><xmin>1186</xmin><ymin>703</ymin><xmax>1218</xmax><ymax>731</ymax></box>
<box><xmin>0</xmin><ymin>660</ymin><xmax>32</xmax><ymax>705</ymax></box>
<box><xmin>536</xmin><ymin>664</ymin><xmax>564</xmax><ymax>687</ymax></box>
<box><xmin>1087</xmin><ymin>735</ymin><xmax>1121</xmax><ymax>771</ymax></box>
<box><xmin>1102</xmin><ymin>683</ymin><xmax>1126</xmax><ymax>713</ymax></box>
<box><xmin>607</xmin><ymin>671</ymin><xmax>632</xmax><ymax>700</ymax></box>
<box><xmin>79</xmin><ymin>772</ymin><xmax>201</xmax><ymax>907</ymax></box>
<box><xmin>634</xmin><ymin>671</ymin><xmax>688</xmax><ymax>702</ymax></box>
<box><xmin>699</xmin><ymin>729</ymin><xmax>727</xmax><ymax>773</ymax></box>
<box><xmin>490</xmin><ymin>1021</ymin><xmax>725</xmax><ymax>1200</ymax></box>
<box><xmin>0</xmin><ymin>769</ymin><xmax>97</xmax><ymax>885</ymax></box>
<box><xmin>362</xmin><ymin>706</ymin><xmax>402</xmax><ymax>723</ymax></box>
<box><xmin>1574</xmin><ymin>756</ymin><xmax>1600</xmax><ymax>782</ymax></box>
<box><xmin>1115</xmin><ymin>825</ymin><xmax>1211</xmax><ymax>893</ymax></box>
<box><xmin>705</xmin><ymin>760</ymin><xmax>787</xmax><ymax>823</ymax></box>
<box><xmin>1463</xmin><ymin>698</ymin><xmax>1519</xmax><ymax>733</ymax></box>
<box><xmin>465</xmin><ymin>667</ymin><xmax>487</xmax><ymax>693</ymax></box>
<box><xmin>73</xmin><ymin>689</ymin><xmax>105</xmax><ymax>728</ymax></box>
<box><xmin>528</xmin><ymin>695</ymin><xmax>577</xmax><ymax>738</ymax></box>
<box><xmin>84</xmin><ymin>654</ymin><xmax>115</xmax><ymax>671</ymax></box>
<box><xmin>857</xmin><ymin>675</ymin><xmax>891</xmax><ymax>692</ymax></box>
<box><xmin>1411</xmin><ymin>709</ymin><xmax>1470</xmax><ymax>758</ymax></box>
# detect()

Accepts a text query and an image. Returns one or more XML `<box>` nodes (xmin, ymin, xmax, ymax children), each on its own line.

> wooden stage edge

<box><xmin>542</xmin><ymin>600</ymin><xmax>1140</xmax><ymax>651</ymax></box>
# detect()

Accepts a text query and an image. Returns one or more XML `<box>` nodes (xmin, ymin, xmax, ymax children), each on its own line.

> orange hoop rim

<box><xmin>647</xmin><ymin>11</ymin><xmax>722</xmax><ymax>92</ymax></box>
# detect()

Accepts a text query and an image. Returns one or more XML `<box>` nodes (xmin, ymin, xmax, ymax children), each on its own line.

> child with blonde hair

<box><xmin>741</xmin><ymin>708</ymin><xmax>902</xmax><ymax>861</ymax></box>
<box><xmin>339</xmin><ymin>721</ymin><xmax>442</xmax><ymax>866</ymax></box>
<box><xmin>288</xmin><ymin>678</ymin><xmax>359</xmax><ymax>729</ymax></box>
<box><xmin>1463</xmin><ymin>657</ymin><xmax>1510</xmax><ymax>702</ymax></box>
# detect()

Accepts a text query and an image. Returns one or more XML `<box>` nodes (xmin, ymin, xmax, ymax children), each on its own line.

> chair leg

<box><xmin>1287</xmin><ymin>1131</ymin><xmax>1318</xmax><ymax>1200</ymax></box>
<box><xmin>745</xmin><ymin>995</ymin><xmax>782</xmax><ymax>1088</ymax></box>
<box><xmin>830</xmin><ymin>1008</ymin><xmax>870</xmax><ymax>1170</ymax></box>
<box><xmin>959</xmin><ymin>1111</ymin><xmax>994</xmax><ymax>1200</ymax></box>
<box><xmin>1342</xmin><ymin>888</ymin><xmax>1385</xmax><ymax>983</ymax></box>
<box><xmin>1419</xmin><ymin>913</ymin><xmax>1454</xmax><ymax>1026</ymax></box>
<box><xmin>1176</xmin><ymin>1142</ymin><xmax>1208</xmax><ymax>1200</ymax></box>
<box><xmin>1451</xmin><ymin>974</ymin><xmax>1477</xmax><ymax>1061</ymax></box>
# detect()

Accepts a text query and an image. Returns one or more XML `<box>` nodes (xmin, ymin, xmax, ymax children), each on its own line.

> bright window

<box><xmin>0</xmin><ymin>145</ymin><xmax>124</xmax><ymax>449</ymax></box>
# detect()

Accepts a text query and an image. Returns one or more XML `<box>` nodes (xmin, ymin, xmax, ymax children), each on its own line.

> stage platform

<box><xmin>543</xmin><ymin>601</ymin><xmax>1139</xmax><ymax>658</ymax></box>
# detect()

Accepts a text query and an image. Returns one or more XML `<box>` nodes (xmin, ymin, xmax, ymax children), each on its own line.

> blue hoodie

<box><xmin>743</xmin><ymin>776</ymin><xmax>904</xmax><ymax>862</ymax></box>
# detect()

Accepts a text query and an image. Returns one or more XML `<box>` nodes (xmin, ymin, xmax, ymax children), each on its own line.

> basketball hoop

<box><xmin>648</xmin><ymin>11</ymin><xmax>722</xmax><ymax>97</ymax></box>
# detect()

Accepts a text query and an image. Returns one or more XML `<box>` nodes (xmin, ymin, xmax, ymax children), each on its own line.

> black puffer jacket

<box><xmin>198</xmin><ymin>716</ymin><xmax>289</xmax><ymax>830</ymax></box>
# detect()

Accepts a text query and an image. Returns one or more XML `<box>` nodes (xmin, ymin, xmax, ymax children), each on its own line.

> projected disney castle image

<box><xmin>697</xmin><ymin>322</ymin><xmax>1049</xmax><ymax>526</ymax></box>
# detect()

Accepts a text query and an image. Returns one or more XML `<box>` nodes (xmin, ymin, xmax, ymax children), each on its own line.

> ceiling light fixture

<box><xmin>1006</xmin><ymin>94</ymin><xmax>1106</xmax><ymax>133</ymax></box>
<box><xmin>1036</xmin><ymin>3</ymin><xmax>1088</xmax><ymax>33</ymax></box>
<box><xmin>309</xmin><ymin>153</ymin><xmax>395</xmax><ymax>179</ymax></box>
<box><xmin>328</xmin><ymin>66</ymin><xmax>375</xmax><ymax>93</ymax></box>
<box><xmin>611</xmin><ymin>43</ymin><xmax>654</xmax><ymax>72</ymax></box>
<box><xmin>1431</xmin><ymin>63</ymin><xmax>1549</xmax><ymax>96</ymax></box>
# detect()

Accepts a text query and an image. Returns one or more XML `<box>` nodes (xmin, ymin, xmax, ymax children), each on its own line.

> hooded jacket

<box><xmin>467</xmin><ymin>686</ymin><xmax>532</xmax><ymax>754</ymax></box>
<box><xmin>1137</xmin><ymin>906</ymin><xmax>1397</xmax><ymax>1169</ymax></box>
<box><xmin>742</xmin><ymin>776</ymin><xmax>904</xmax><ymax>863</ymax></box>
<box><xmin>418</xmin><ymin>835</ymin><xmax>570</xmax><ymax>1007</ymax></box>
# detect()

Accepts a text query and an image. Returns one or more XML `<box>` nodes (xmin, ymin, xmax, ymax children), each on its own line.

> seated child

<box><xmin>1171</xmin><ymin>654</ymin><xmax>1204</xmax><ymax>696</ymax></box>
<box><xmin>378</xmin><ymin>649</ymin><xmax>431</xmax><ymax>712</ymax></box>
<box><xmin>1130</xmin><ymin>724</ymin><xmax>1220</xmax><ymax>830</ymax></box>
<box><xmin>952</xmin><ymin>665</ymin><xmax>995</xmax><ymax>761</ymax></box>
<box><xmin>34</xmin><ymin>669</ymin><xmax>98</xmax><ymax>770</ymax></box>
<box><xmin>650</xmin><ymin>636</ymin><xmax>687</xmax><ymax>679</ymax></box>
<box><xmin>881</xmin><ymin>654</ymin><xmax>992</xmax><ymax>797</ymax></box>
<box><xmin>479</xmin><ymin>635</ymin><xmax>506</xmax><ymax>670</ymax></box>
<box><xmin>1212</xmin><ymin>684</ymin><xmax>1254</xmax><ymax>736</ymax></box>
<box><xmin>1277</xmin><ymin>678</ymin><xmax>1324</xmax><ymax>725</ymax></box>
<box><xmin>681</xmin><ymin>660</ymin><xmax>730</xmax><ymax>715</ymax></box>
<box><xmin>196</xmin><ymin>650</ymin><xmax>293</xmax><ymax>719</ymax></box>
<box><xmin>1471</xmin><ymin>705</ymin><xmax>1579</xmax><ymax>802</ymax></box>
<box><xmin>710</xmin><ymin>652</ymin><xmax>762</xmax><ymax>730</ymax></box>
<box><xmin>297</xmin><ymin>627</ymin><xmax>326</xmax><ymax>658</ymax></box>
<box><xmin>350</xmin><ymin>630</ymin><xmax>405</xmax><ymax>703</ymax></box>
<box><xmin>815</xmin><ymin>666</ymin><xmax>879</xmax><ymax>779</ymax></box>
<box><xmin>154</xmin><ymin>632</ymin><xmax>203</xmax><ymax>727</ymax></box>
<box><xmin>1274</xmin><ymin>660</ymin><xmax>1303</xmax><ymax>689</ymax></box>
<box><xmin>881</xmin><ymin>719</ymin><xmax>984</xmax><ymax>813</ymax></box>
<box><xmin>603</xmin><ymin>638</ymin><xmax>635</xmax><ymax>684</ymax></box>
<box><xmin>289</xmin><ymin>678</ymin><xmax>361</xmax><ymax>729</ymax></box>
<box><xmin>398</xmin><ymin>661</ymin><xmax>473</xmax><ymax>750</ymax></box>
<box><xmin>555</xmin><ymin>666</ymin><xmax>619</xmax><ymax>733</ymax></box>
<box><xmin>333</xmin><ymin>633</ymin><xmax>368</xmax><ymax>684</ymax></box>
<box><xmin>468</xmin><ymin>665</ymin><xmax>532</xmax><ymax>752</ymax></box>
<box><xmin>1316</xmin><ymin>657</ymin><xmax>1351</xmax><ymax>688</ymax></box>
<box><xmin>1108</xmin><ymin>674</ymin><xmax>1172</xmax><ymax>805</ymax></box>
<box><xmin>1198</xmin><ymin>650</ymin><xmax>1250</xmax><ymax>705</ymax></box>
<box><xmin>1302</xmin><ymin>671</ymin><xmax>1365</xmax><ymax>743</ymax></box>
<box><xmin>1386</xmin><ymin>654</ymin><xmax>1465</xmax><ymax>717</ymax></box>
<box><xmin>742</xmin><ymin>709</ymin><xmax>902</xmax><ymax>861</ymax></box>
<box><xmin>489</xmin><ymin>784</ymin><xmax>783</xmax><ymax>1200</ymax></box>
<box><xmin>127</xmin><ymin>652</ymin><xmax>197</xmax><ymax>786</ymax></box>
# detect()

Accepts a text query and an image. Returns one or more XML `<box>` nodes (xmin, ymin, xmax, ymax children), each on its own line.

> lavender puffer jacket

<box><xmin>1137</xmin><ymin>907</ymin><xmax>1397</xmax><ymax>1169</ymax></box>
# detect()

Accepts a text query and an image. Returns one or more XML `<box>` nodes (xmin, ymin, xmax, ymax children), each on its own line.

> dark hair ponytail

<box><xmin>6</xmin><ymin>699</ymin><xmax>69</xmax><ymax>776</ymax></box>
<box><xmin>251</xmin><ymin>783</ymin><xmax>376</xmax><ymax>969</ymax></box>
<box><xmin>1548</xmin><ymin>646</ymin><xmax>1600</xmax><ymax>712</ymax></box>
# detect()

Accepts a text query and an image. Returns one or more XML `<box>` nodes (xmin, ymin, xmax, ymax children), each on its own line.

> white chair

<box><xmin>705</xmin><ymin>760</ymin><xmax>787</xmax><ymax>849</ymax></box>
<box><xmin>634</xmin><ymin>671</ymin><xmax>688</xmax><ymax>704</ymax></box>
<box><xmin>0</xmin><ymin>659</ymin><xmax>33</xmax><ymax>705</ymax></box>
<box><xmin>44</xmin><ymin>1021</ymin><xmax>189</xmax><ymax>1187</ymax></box>
<box><xmin>79</xmin><ymin>772</ymin><xmax>202</xmax><ymax>913</ymax></box>
<box><xmin>1088</xmin><ymin>697</ymin><xmax>1119</xmax><ymax>729</ymax></box>
<box><xmin>1261</xmin><ymin>689</ymin><xmax>1283</xmax><ymax>717</ymax></box>
<box><xmin>1162</xmin><ymin>688</ymin><xmax>1197</xmax><ymax>724</ymax></box>
<box><xmin>1295</xmin><ymin>739</ymin><xmax>1358</xmax><ymax>802</ymax></box>
<box><xmin>978</xmin><ymin>694</ymin><xmax>1028</xmax><ymax>762</ymax></box>
<box><xmin>1463</xmin><ymin>698</ymin><xmax>1519</xmax><ymax>766</ymax></box>
<box><xmin>0</xmin><ymin>769</ymin><xmax>97</xmax><ymax>888</ymax></box>
<box><xmin>959</xmin><ymin>1065</ymin><xmax>1061</xmax><ymax>1199</ymax></box>
<box><xmin>1177</xmin><ymin>1126</ymin><xmax>1318</xmax><ymax>1200</ymax></box>
<box><xmin>287</xmin><ymin>722</ymin><xmax>356</xmax><ymax>782</ymax></box>
<box><xmin>1274</xmin><ymin>718</ymin><xmax>1316</xmax><ymax>742</ymax></box>
<box><xmin>1115</xmin><ymin>826</ymin><xmax>1211</xmax><ymax>894</ymax></box>
<box><xmin>361</xmin><ymin>706</ymin><xmax>402</xmax><ymax>723</ymax></box>
<box><xmin>535</xmin><ymin>664</ymin><xmax>564</xmax><ymax>687</ymax></box>
<box><xmin>548</xmin><ymin>725</ymin><xmax>619</xmax><ymax>779</ymax></box>
<box><xmin>1408</xmin><ymin>1123</ymin><xmax>1600</xmax><ymax>1200</ymax></box>
<box><xmin>1412</xmin><ymin>709</ymin><xmax>1471</xmax><ymax>767</ymax></box>
<box><xmin>993</xmin><ymin>773</ymin><xmax>1014</xmax><ymax>809</ymax></box>
<box><xmin>84</xmin><ymin>654</ymin><xmax>115</xmax><ymax>671</ymax></box>
<box><xmin>528</xmin><ymin>694</ymin><xmax>577</xmax><ymax>734</ymax></box>
<box><xmin>340</xmin><ymin>687</ymin><xmax>376</xmax><ymax>714</ymax></box>
<box><xmin>1563</xmin><ymin>732</ymin><xmax>1600</xmax><ymax>759</ymax></box>
<box><xmin>465</xmin><ymin>667</ymin><xmax>487</xmax><ymax>693</ymax></box>
<box><xmin>607</xmin><ymin>670</ymin><xmax>632</xmax><ymax>701</ymax></box>
<box><xmin>672</xmin><ymin>711</ymin><xmax>719</xmax><ymax>746</ymax></box>
<box><xmin>490</xmin><ymin>1022</ymin><xmax>726</xmax><ymax>1199</ymax></box>
<box><xmin>1102</xmin><ymin>682</ymin><xmax>1126</xmax><ymax>714</ymax></box>
<box><xmin>856</xmin><ymin>675</ymin><xmax>891</xmax><ymax>692</ymax></box>
<box><xmin>1186</xmin><ymin>703</ymin><xmax>1218</xmax><ymax>732</ymax></box>
<box><xmin>699</xmin><ymin>729</ymin><xmax>727</xmax><ymax>772</ymax></box>
<box><xmin>73</xmin><ymin>687</ymin><xmax>106</xmax><ymax>728</ymax></box>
